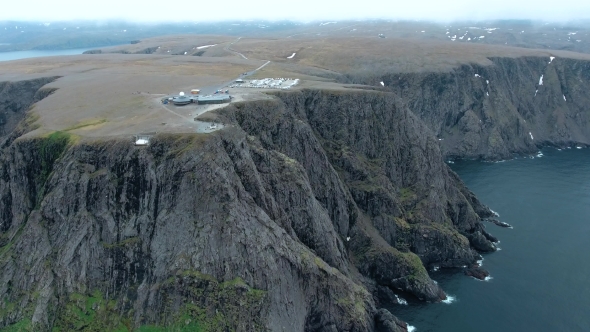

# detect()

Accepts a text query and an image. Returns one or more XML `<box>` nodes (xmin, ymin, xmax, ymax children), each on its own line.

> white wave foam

<box><xmin>496</xmin><ymin>247</ymin><xmax>502</xmax><ymax>251</ymax></box>
<box><xmin>577</xmin><ymin>146</ymin><xmax>582</xmax><ymax>149</ymax></box>
<box><xmin>433</xmin><ymin>266</ymin><xmax>440</xmax><ymax>272</ymax></box>
<box><xmin>485</xmin><ymin>276</ymin><xmax>493</xmax><ymax>281</ymax></box>
<box><xmin>408</xmin><ymin>325</ymin><xmax>417</xmax><ymax>332</ymax></box>
<box><xmin>490</xmin><ymin>209</ymin><xmax>500</xmax><ymax>217</ymax></box>
<box><xmin>395</xmin><ymin>294</ymin><xmax>408</xmax><ymax>305</ymax></box>
<box><xmin>477</xmin><ymin>257</ymin><xmax>484</xmax><ymax>267</ymax></box>
<box><xmin>442</xmin><ymin>295</ymin><xmax>456</xmax><ymax>304</ymax></box>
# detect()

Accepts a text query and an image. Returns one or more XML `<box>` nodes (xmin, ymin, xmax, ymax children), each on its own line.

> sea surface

<box><xmin>0</xmin><ymin>48</ymin><xmax>92</xmax><ymax>62</ymax></box>
<box><xmin>387</xmin><ymin>147</ymin><xmax>590</xmax><ymax>331</ymax></box>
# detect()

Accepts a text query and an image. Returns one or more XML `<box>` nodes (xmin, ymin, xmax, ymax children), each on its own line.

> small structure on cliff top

<box><xmin>135</xmin><ymin>134</ymin><xmax>152</xmax><ymax>146</ymax></box>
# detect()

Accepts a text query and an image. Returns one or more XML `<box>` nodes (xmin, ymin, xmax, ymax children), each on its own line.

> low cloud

<box><xmin>2</xmin><ymin>0</ymin><xmax>590</xmax><ymax>22</ymax></box>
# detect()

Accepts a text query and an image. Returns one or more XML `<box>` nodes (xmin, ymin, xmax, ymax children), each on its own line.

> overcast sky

<box><xmin>2</xmin><ymin>0</ymin><xmax>590</xmax><ymax>22</ymax></box>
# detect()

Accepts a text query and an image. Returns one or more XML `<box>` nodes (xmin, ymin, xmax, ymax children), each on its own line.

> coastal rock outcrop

<box><xmin>349</xmin><ymin>56</ymin><xmax>590</xmax><ymax>160</ymax></box>
<box><xmin>0</xmin><ymin>82</ymin><xmax>496</xmax><ymax>330</ymax></box>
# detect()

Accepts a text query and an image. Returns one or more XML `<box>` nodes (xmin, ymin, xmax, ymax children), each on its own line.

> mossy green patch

<box><xmin>101</xmin><ymin>237</ymin><xmax>141</xmax><ymax>249</ymax></box>
<box><xmin>157</xmin><ymin>270</ymin><xmax>269</xmax><ymax>332</ymax></box>
<box><xmin>63</xmin><ymin>118</ymin><xmax>107</xmax><ymax>132</ymax></box>
<box><xmin>37</xmin><ymin>131</ymin><xmax>74</xmax><ymax>188</ymax></box>
<box><xmin>52</xmin><ymin>291</ymin><xmax>128</xmax><ymax>332</ymax></box>
<box><xmin>399</xmin><ymin>187</ymin><xmax>416</xmax><ymax>203</ymax></box>
<box><xmin>2</xmin><ymin>317</ymin><xmax>32</xmax><ymax>332</ymax></box>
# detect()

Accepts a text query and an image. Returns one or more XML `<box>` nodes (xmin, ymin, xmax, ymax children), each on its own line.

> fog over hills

<box><xmin>1</xmin><ymin>19</ymin><xmax>590</xmax><ymax>54</ymax></box>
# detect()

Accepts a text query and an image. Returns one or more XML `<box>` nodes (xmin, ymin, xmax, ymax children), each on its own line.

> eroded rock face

<box><xmin>0</xmin><ymin>85</ymin><xmax>495</xmax><ymax>330</ymax></box>
<box><xmin>0</xmin><ymin>77</ymin><xmax>58</xmax><ymax>139</ymax></box>
<box><xmin>351</xmin><ymin>56</ymin><xmax>590</xmax><ymax>160</ymax></box>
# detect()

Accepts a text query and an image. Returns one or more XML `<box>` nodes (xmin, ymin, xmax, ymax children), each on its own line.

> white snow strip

<box><xmin>535</xmin><ymin>89</ymin><xmax>538</xmax><ymax>96</ymax></box>
<box><xmin>459</xmin><ymin>36</ymin><xmax>464</xmax><ymax>40</ymax></box>
<box><xmin>442</xmin><ymin>295</ymin><xmax>456</xmax><ymax>304</ymax></box>
<box><xmin>475</xmin><ymin>74</ymin><xmax>481</xmax><ymax>78</ymax></box>
<box><xmin>446</xmin><ymin>31</ymin><xmax>450</xmax><ymax>34</ymax></box>
<box><xmin>486</xmin><ymin>92</ymin><xmax>489</xmax><ymax>96</ymax></box>
<box><xmin>287</xmin><ymin>52</ymin><xmax>296</xmax><ymax>59</ymax></box>
<box><xmin>196</xmin><ymin>44</ymin><xmax>217</xmax><ymax>49</ymax></box>
<box><xmin>539</xmin><ymin>75</ymin><xmax>544</xmax><ymax>86</ymax></box>
<box><xmin>485</xmin><ymin>28</ymin><xmax>498</xmax><ymax>31</ymax></box>
<box><xmin>380</xmin><ymin>81</ymin><xmax>385</xmax><ymax>86</ymax></box>
<box><xmin>486</xmin><ymin>80</ymin><xmax>489</xmax><ymax>85</ymax></box>
<box><xmin>479</xmin><ymin>36</ymin><xmax>485</xmax><ymax>38</ymax></box>
<box><xmin>319</xmin><ymin>21</ymin><xmax>337</xmax><ymax>26</ymax></box>
<box><xmin>563</xmin><ymin>95</ymin><xmax>567</xmax><ymax>101</ymax></box>
<box><xmin>568</xmin><ymin>32</ymin><xmax>577</xmax><ymax>35</ymax></box>
<box><xmin>549</xmin><ymin>56</ymin><xmax>555</xmax><ymax>64</ymax></box>
<box><xmin>468</xmin><ymin>38</ymin><xmax>471</xmax><ymax>41</ymax></box>
<box><xmin>529</xmin><ymin>132</ymin><xmax>534</xmax><ymax>140</ymax></box>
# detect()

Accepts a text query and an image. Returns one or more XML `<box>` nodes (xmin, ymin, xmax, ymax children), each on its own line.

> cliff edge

<box><xmin>0</xmin><ymin>82</ymin><xmax>496</xmax><ymax>331</ymax></box>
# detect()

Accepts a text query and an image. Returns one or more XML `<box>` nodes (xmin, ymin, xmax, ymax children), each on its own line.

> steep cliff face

<box><xmin>0</xmin><ymin>84</ymin><xmax>495</xmax><ymax>331</ymax></box>
<box><xmin>0</xmin><ymin>77</ymin><xmax>59</xmax><ymax>138</ymax></box>
<box><xmin>354</xmin><ymin>56</ymin><xmax>590</xmax><ymax>159</ymax></box>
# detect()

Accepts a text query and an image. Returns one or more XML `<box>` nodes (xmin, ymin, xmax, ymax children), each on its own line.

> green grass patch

<box><xmin>52</xmin><ymin>291</ymin><xmax>127</xmax><ymax>332</ymax></box>
<box><xmin>2</xmin><ymin>318</ymin><xmax>32</xmax><ymax>332</ymax></box>
<box><xmin>101</xmin><ymin>237</ymin><xmax>141</xmax><ymax>249</ymax></box>
<box><xmin>37</xmin><ymin>131</ymin><xmax>73</xmax><ymax>187</ymax></box>
<box><xmin>64</xmin><ymin>118</ymin><xmax>107</xmax><ymax>132</ymax></box>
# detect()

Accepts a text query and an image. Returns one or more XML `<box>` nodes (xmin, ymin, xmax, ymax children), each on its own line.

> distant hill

<box><xmin>1</xmin><ymin>19</ymin><xmax>590</xmax><ymax>54</ymax></box>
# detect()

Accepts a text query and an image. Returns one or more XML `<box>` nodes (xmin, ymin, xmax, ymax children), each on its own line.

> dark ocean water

<box><xmin>387</xmin><ymin>147</ymin><xmax>590</xmax><ymax>332</ymax></box>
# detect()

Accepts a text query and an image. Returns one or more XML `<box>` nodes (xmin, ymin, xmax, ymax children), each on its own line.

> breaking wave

<box><xmin>442</xmin><ymin>295</ymin><xmax>456</xmax><ymax>304</ymax></box>
<box><xmin>395</xmin><ymin>294</ymin><xmax>408</xmax><ymax>305</ymax></box>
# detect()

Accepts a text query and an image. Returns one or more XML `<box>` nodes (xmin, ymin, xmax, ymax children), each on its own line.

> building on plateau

<box><xmin>166</xmin><ymin>92</ymin><xmax>231</xmax><ymax>106</ymax></box>
<box><xmin>197</xmin><ymin>95</ymin><xmax>231</xmax><ymax>105</ymax></box>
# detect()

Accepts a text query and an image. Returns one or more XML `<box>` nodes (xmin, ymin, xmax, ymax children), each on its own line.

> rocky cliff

<box><xmin>0</xmin><ymin>77</ymin><xmax>58</xmax><ymax>138</ymax></box>
<box><xmin>353</xmin><ymin>56</ymin><xmax>590</xmax><ymax>160</ymax></box>
<box><xmin>0</xmin><ymin>80</ymin><xmax>497</xmax><ymax>331</ymax></box>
